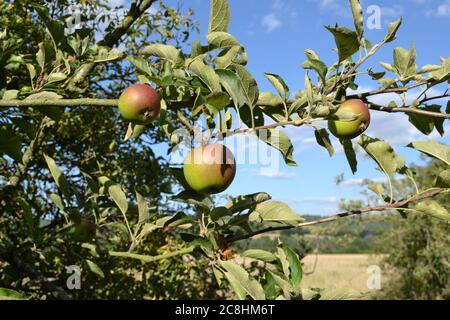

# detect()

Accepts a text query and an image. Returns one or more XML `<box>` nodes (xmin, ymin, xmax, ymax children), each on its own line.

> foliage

<box><xmin>0</xmin><ymin>0</ymin><xmax>449</xmax><ymax>300</ymax></box>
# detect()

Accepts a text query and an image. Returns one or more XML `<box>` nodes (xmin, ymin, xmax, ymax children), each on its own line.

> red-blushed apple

<box><xmin>328</xmin><ymin>99</ymin><xmax>371</xmax><ymax>139</ymax></box>
<box><xmin>118</xmin><ymin>84</ymin><xmax>161</xmax><ymax>124</ymax></box>
<box><xmin>183</xmin><ymin>144</ymin><xmax>236</xmax><ymax>195</ymax></box>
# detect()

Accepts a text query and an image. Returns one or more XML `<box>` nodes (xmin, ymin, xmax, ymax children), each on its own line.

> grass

<box><xmin>301</xmin><ymin>254</ymin><xmax>386</xmax><ymax>295</ymax></box>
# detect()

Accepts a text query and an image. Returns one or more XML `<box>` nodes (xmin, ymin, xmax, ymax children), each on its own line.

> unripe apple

<box><xmin>118</xmin><ymin>84</ymin><xmax>161</xmax><ymax>125</ymax></box>
<box><xmin>328</xmin><ymin>99</ymin><xmax>370</xmax><ymax>139</ymax></box>
<box><xmin>183</xmin><ymin>144</ymin><xmax>236</xmax><ymax>195</ymax></box>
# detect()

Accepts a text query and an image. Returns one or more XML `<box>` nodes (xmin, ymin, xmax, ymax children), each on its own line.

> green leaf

<box><xmin>25</xmin><ymin>91</ymin><xmax>63</xmax><ymax>100</ymax></box>
<box><xmin>325</xmin><ymin>25</ymin><xmax>360</xmax><ymax>62</ymax></box>
<box><xmin>206</xmin><ymin>32</ymin><xmax>241</xmax><ymax>49</ymax></box>
<box><xmin>302</xmin><ymin>59</ymin><xmax>327</xmax><ymax>86</ymax></box>
<box><xmin>36</xmin><ymin>42</ymin><xmax>45</xmax><ymax>71</ymax></box>
<box><xmin>314</xmin><ymin>129</ymin><xmax>334</xmax><ymax>157</ymax></box>
<box><xmin>349</xmin><ymin>0</ymin><xmax>364</xmax><ymax>43</ymax></box>
<box><xmin>264</xmin><ymin>73</ymin><xmax>289</xmax><ymax>101</ymax></box>
<box><xmin>206</xmin><ymin>92</ymin><xmax>230</xmax><ymax>111</ymax></box>
<box><xmin>257</xmin><ymin>129</ymin><xmax>297</xmax><ymax>166</ymax></box>
<box><xmin>85</xmin><ymin>259</ymin><xmax>105</xmax><ymax>278</ymax></box>
<box><xmin>216</xmin><ymin>69</ymin><xmax>245</xmax><ymax>108</ymax></box>
<box><xmin>32</xmin><ymin>4</ymin><xmax>65</xmax><ymax>49</ymax></box>
<box><xmin>229</xmin><ymin>64</ymin><xmax>259</xmax><ymax>110</ymax></box>
<box><xmin>407</xmin><ymin>140</ymin><xmax>450</xmax><ymax>166</ymax></box>
<box><xmin>249</xmin><ymin>201</ymin><xmax>304</xmax><ymax>226</ymax></box>
<box><xmin>170</xmin><ymin>190</ymin><xmax>213</xmax><ymax>210</ymax></box>
<box><xmin>209</xmin><ymin>0</ymin><xmax>230</xmax><ymax>33</ymax></box>
<box><xmin>2</xmin><ymin>89</ymin><xmax>19</xmax><ymax>100</ymax></box>
<box><xmin>224</xmin><ymin>192</ymin><xmax>272</xmax><ymax>213</ymax></box>
<box><xmin>0</xmin><ymin>288</ymin><xmax>28</xmax><ymax>300</ymax></box>
<box><xmin>435</xmin><ymin>169</ymin><xmax>450</xmax><ymax>188</ymax></box>
<box><xmin>242</xmin><ymin>249</ymin><xmax>277</xmax><ymax>262</ymax></box>
<box><xmin>341</xmin><ymin>139</ymin><xmax>358</xmax><ymax>174</ymax></box>
<box><xmin>43</xmin><ymin>154</ymin><xmax>73</xmax><ymax>201</ymax></box>
<box><xmin>128</xmin><ymin>56</ymin><xmax>157</xmax><ymax>77</ymax></box>
<box><xmin>142</xmin><ymin>44</ymin><xmax>184</xmax><ymax>67</ymax></box>
<box><xmin>187</xmin><ymin>58</ymin><xmax>222</xmax><ymax>92</ymax></box>
<box><xmin>304</xmin><ymin>73</ymin><xmax>314</xmax><ymax>106</ymax></box>
<box><xmin>219</xmin><ymin>260</ymin><xmax>266</xmax><ymax>300</ymax></box>
<box><xmin>359</xmin><ymin>135</ymin><xmax>405</xmax><ymax>178</ymax></box>
<box><xmin>215</xmin><ymin>46</ymin><xmax>244</xmax><ymax>69</ymax></box>
<box><xmin>136</xmin><ymin>192</ymin><xmax>150</xmax><ymax>225</ymax></box>
<box><xmin>383</xmin><ymin>18</ymin><xmax>402</xmax><ymax>43</ymax></box>
<box><xmin>0</xmin><ymin>125</ymin><xmax>22</xmax><ymax>162</ymax></box>
<box><xmin>210</xmin><ymin>206</ymin><xmax>232</xmax><ymax>221</ymax></box>
<box><xmin>98</xmin><ymin>176</ymin><xmax>128</xmax><ymax>214</ymax></box>
<box><xmin>46</xmin><ymin>72</ymin><xmax>67</xmax><ymax>85</ymax></box>
<box><xmin>408</xmin><ymin>105</ymin><xmax>445</xmax><ymax>136</ymax></box>
<box><xmin>281</xmin><ymin>244</ymin><xmax>303</xmax><ymax>288</ymax></box>
<box><xmin>412</xmin><ymin>200</ymin><xmax>450</xmax><ymax>224</ymax></box>
<box><xmin>257</xmin><ymin>92</ymin><xmax>283</xmax><ymax>107</ymax></box>
<box><xmin>368</xmin><ymin>184</ymin><xmax>385</xmax><ymax>198</ymax></box>
<box><xmin>393</xmin><ymin>45</ymin><xmax>417</xmax><ymax>78</ymax></box>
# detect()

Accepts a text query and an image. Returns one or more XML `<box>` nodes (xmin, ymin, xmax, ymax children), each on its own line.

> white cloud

<box><xmin>341</xmin><ymin>177</ymin><xmax>386</xmax><ymax>186</ymax></box>
<box><xmin>294</xmin><ymin>196</ymin><xmax>340</xmax><ymax>204</ymax></box>
<box><xmin>262</xmin><ymin>14</ymin><xmax>282</xmax><ymax>32</ymax></box>
<box><xmin>252</xmin><ymin>169</ymin><xmax>296</xmax><ymax>180</ymax></box>
<box><xmin>437</xmin><ymin>0</ymin><xmax>450</xmax><ymax>17</ymax></box>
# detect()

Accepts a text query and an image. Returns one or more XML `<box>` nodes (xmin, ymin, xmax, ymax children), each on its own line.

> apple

<box><xmin>183</xmin><ymin>144</ymin><xmax>236</xmax><ymax>195</ymax></box>
<box><xmin>328</xmin><ymin>99</ymin><xmax>370</xmax><ymax>139</ymax></box>
<box><xmin>118</xmin><ymin>84</ymin><xmax>161</xmax><ymax>124</ymax></box>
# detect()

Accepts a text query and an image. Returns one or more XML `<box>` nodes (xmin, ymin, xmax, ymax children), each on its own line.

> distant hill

<box><xmin>233</xmin><ymin>214</ymin><xmax>394</xmax><ymax>256</ymax></box>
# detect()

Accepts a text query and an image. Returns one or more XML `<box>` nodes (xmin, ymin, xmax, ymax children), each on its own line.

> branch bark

<box><xmin>227</xmin><ymin>188</ymin><xmax>449</xmax><ymax>243</ymax></box>
<box><xmin>69</xmin><ymin>0</ymin><xmax>157</xmax><ymax>86</ymax></box>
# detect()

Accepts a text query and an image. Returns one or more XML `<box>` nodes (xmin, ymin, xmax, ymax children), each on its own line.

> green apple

<box><xmin>328</xmin><ymin>99</ymin><xmax>371</xmax><ymax>139</ymax></box>
<box><xmin>183</xmin><ymin>144</ymin><xmax>236</xmax><ymax>195</ymax></box>
<box><xmin>118</xmin><ymin>84</ymin><xmax>161</xmax><ymax>124</ymax></box>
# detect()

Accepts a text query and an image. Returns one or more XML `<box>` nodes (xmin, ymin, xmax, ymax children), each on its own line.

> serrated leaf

<box><xmin>229</xmin><ymin>64</ymin><xmax>259</xmax><ymax>109</ymax></box>
<box><xmin>136</xmin><ymin>191</ymin><xmax>150</xmax><ymax>225</ymax></box>
<box><xmin>128</xmin><ymin>56</ymin><xmax>157</xmax><ymax>77</ymax></box>
<box><xmin>384</xmin><ymin>18</ymin><xmax>402</xmax><ymax>43</ymax></box>
<box><xmin>315</xmin><ymin>129</ymin><xmax>334</xmax><ymax>156</ymax></box>
<box><xmin>36</xmin><ymin>42</ymin><xmax>45</xmax><ymax>71</ymax></box>
<box><xmin>359</xmin><ymin>135</ymin><xmax>405</xmax><ymax>178</ymax></box>
<box><xmin>435</xmin><ymin>169</ymin><xmax>450</xmax><ymax>188</ymax></box>
<box><xmin>257</xmin><ymin>92</ymin><xmax>283</xmax><ymax>107</ymax></box>
<box><xmin>85</xmin><ymin>259</ymin><xmax>105</xmax><ymax>278</ymax></box>
<box><xmin>209</xmin><ymin>0</ymin><xmax>230</xmax><ymax>33</ymax></box>
<box><xmin>224</xmin><ymin>192</ymin><xmax>272</xmax><ymax>213</ymax></box>
<box><xmin>407</xmin><ymin>140</ymin><xmax>450</xmax><ymax>166</ymax></box>
<box><xmin>44</xmin><ymin>154</ymin><xmax>73</xmax><ymax>201</ymax></box>
<box><xmin>349</xmin><ymin>0</ymin><xmax>364</xmax><ymax>43</ymax></box>
<box><xmin>98</xmin><ymin>176</ymin><xmax>128</xmax><ymax>214</ymax></box>
<box><xmin>408</xmin><ymin>105</ymin><xmax>444</xmax><ymax>136</ymax></box>
<box><xmin>142</xmin><ymin>44</ymin><xmax>184</xmax><ymax>67</ymax></box>
<box><xmin>207</xmin><ymin>32</ymin><xmax>241</xmax><ymax>49</ymax></box>
<box><xmin>302</xmin><ymin>59</ymin><xmax>327</xmax><ymax>86</ymax></box>
<box><xmin>249</xmin><ymin>201</ymin><xmax>304</xmax><ymax>226</ymax></box>
<box><xmin>257</xmin><ymin>129</ymin><xmax>297</xmax><ymax>166</ymax></box>
<box><xmin>216</xmin><ymin>69</ymin><xmax>245</xmax><ymax>108</ymax></box>
<box><xmin>242</xmin><ymin>249</ymin><xmax>277</xmax><ymax>262</ymax></box>
<box><xmin>281</xmin><ymin>244</ymin><xmax>303</xmax><ymax>288</ymax></box>
<box><xmin>25</xmin><ymin>91</ymin><xmax>63</xmax><ymax>100</ymax></box>
<box><xmin>264</xmin><ymin>73</ymin><xmax>289</xmax><ymax>101</ymax></box>
<box><xmin>219</xmin><ymin>260</ymin><xmax>266</xmax><ymax>300</ymax></box>
<box><xmin>368</xmin><ymin>184</ymin><xmax>385</xmax><ymax>198</ymax></box>
<box><xmin>46</xmin><ymin>72</ymin><xmax>67</xmax><ymax>84</ymax></box>
<box><xmin>341</xmin><ymin>139</ymin><xmax>358</xmax><ymax>174</ymax></box>
<box><xmin>170</xmin><ymin>190</ymin><xmax>213</xmax><ymax>210</ymax></box>
<box><xmin>412</xmin><ymin>200</ymin><xmax>450</xmax><ymax>224</ymax></box>
<box><xmin>188</xmin><ymin>58</ymin><xmax>222</xmax><ymax>92</ymax></box>
<box><xmin>325</xmin><ymin>25</ymin><xmax>360</xmax><ymax>62</ymax></box>
<box><xmin>0</xmin><ymin>288</ymin><xmax>28</xmax><ymax>300</ymax></box>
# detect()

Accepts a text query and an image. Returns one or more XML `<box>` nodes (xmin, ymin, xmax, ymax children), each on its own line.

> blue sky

<box><xmin>151</xmin><ymin>0</ymin><xmax>450</xmax><ymax>215</ymax></box>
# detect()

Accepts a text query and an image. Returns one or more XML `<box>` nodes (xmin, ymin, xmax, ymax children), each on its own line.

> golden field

<box><xmin>301</xmin><ymin>254</ymin><xmax>386</xmax><ymax>294</ymax></box>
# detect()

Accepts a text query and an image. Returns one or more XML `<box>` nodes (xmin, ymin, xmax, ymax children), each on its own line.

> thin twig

<box><xmin>109</xmin><ymin>245</ymin><xmax>196</xmax><ymax>263</ymax></box>
<box><xmin>227</xmin><ymin>188</ymin><xmax>449</xmax><ymax>243</ymax></box>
